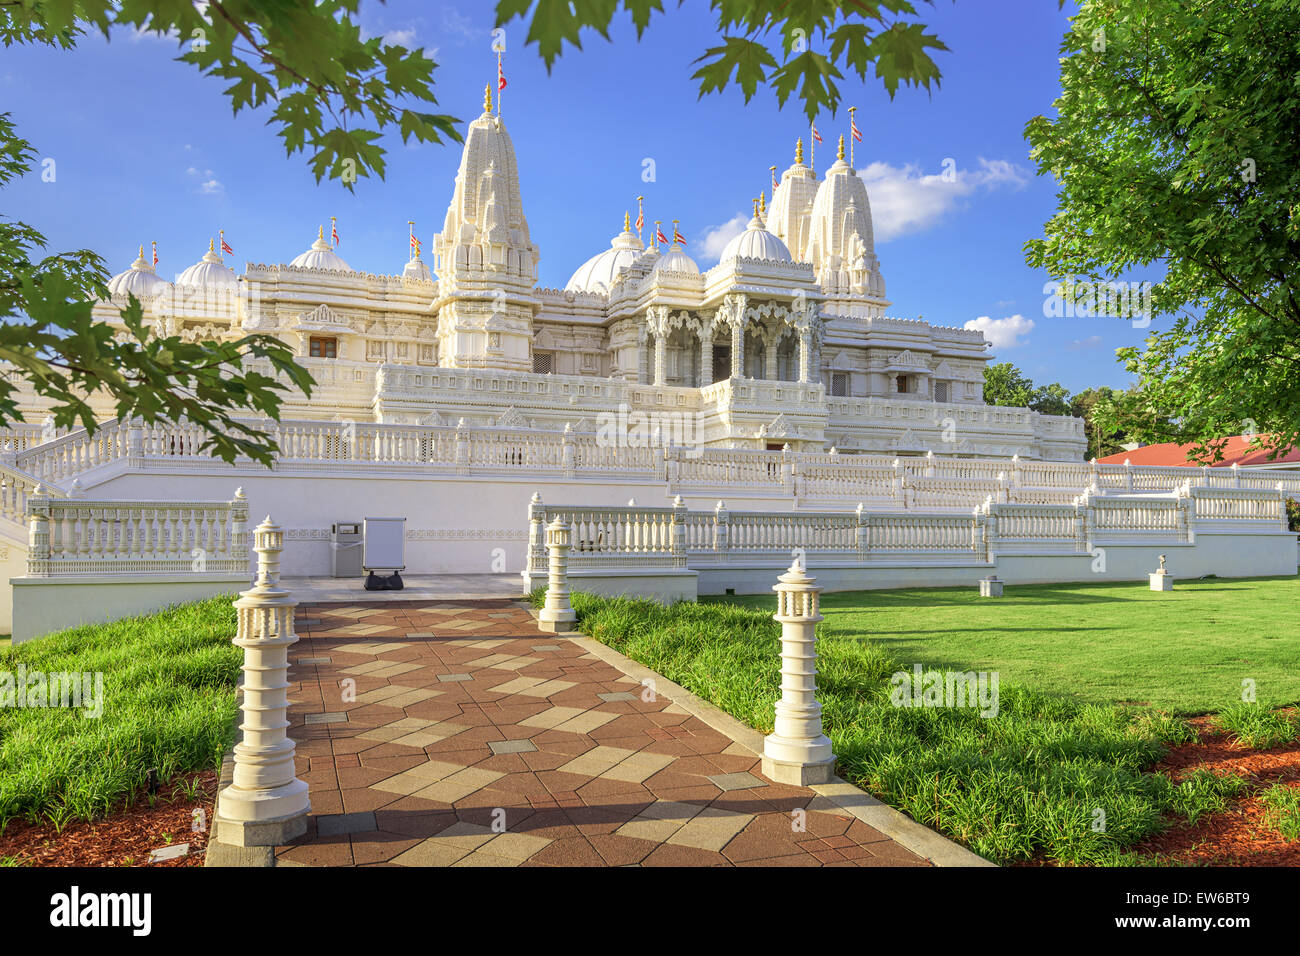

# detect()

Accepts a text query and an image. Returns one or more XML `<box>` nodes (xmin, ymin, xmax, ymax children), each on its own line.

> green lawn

<box><xmin>713</xmin><ymin>576</ymin><xmax>1300</xmax><ymax>713</ymax></box>
<box><xmin>0</xmin><ymin>596</ymin><xmax>240</xmax><ymax>830</ymax></box>
<box><xmin>536</xmin><ymin>581</ymin><xmax>1300</xmax><ymax>865</ymax></box>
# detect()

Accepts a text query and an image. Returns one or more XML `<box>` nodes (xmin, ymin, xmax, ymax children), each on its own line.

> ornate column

<box><xmin>636</xmin><ymin>325</ymin><xmax>649</xmax><ymax>384</ymax></box>
<box><xmin>214</xmin><ymin>516</ymin><xmax>310</xmax><ymax>846</ymax></box>
<box><xmin>761</xmin><ymin>561</ymin><xmax>836</xmax><ymax>785</ymax></box>
<box><xmin>698</xmin><ymin>313</ymin><xmax>715</xmax><ymax>386</ymax></box>
<box><xmin>538</xmin><ymin>516</ymin><xmax>577</xmax><ymax>632</ymax></box>
<box><xmin>797</xmin><ymin>331</ymin><xmax>812</xmax><ymax>383</ymax></box>
<box><xmin>792</xmin><ymin>300</ymin><xmax>819</xmax><ymax>384</ymax></box>
<box><xmin>731</xmin><ymin>320</ymin><xmax>744</xmax><ymax>379</ymax></box>
<box><xmin>764</xmin><ymin>327</ymin><xmax>779</xmax><ymax>383</ymax></box>
<box><xmin>646</xmin><ymin>307</ymin><xmax>671</xmax><ymax>387</ymax></box>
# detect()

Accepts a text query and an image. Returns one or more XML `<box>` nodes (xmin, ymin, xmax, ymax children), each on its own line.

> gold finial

<box><xmin>209</xmin><ymin>238</ymin><xmax>215</xmax><ymax>253</ymax></box>
<box><xmin>138</xmin><ymin>244</ymin><xmax>144</xmax><ymax>258</ymax></box>
<box><xmin>752</xmin><ymin>198</ymin><xmax>759</xmax><ymax>217</ymax></box>
<box><xmin>759</xmin><ymin>191</ymin><xmax>766</xmax><ymax>215</ymax></box>
<box><xmin>795</xmin><ymin>138</ymin><xmax>804</xmax><ymax>165</ymax></box>
<box><xmin>484</xmin><ymin>83</ymin><xmax>492</xmax><ymax>113</ymax></box>
<box><xmin>624</xmin><ymin>210</ymin><xmax>630</xmax><ymax>232</ymax></box>
<box><xmin>318</xmin><ymin>225</ymin><xmax>324</xmax><ymax>240</ymax></box>
<box><xmin>837</xmin><ymin>134</ymin><xmax>845</xmax><ymax>160</ymax></box>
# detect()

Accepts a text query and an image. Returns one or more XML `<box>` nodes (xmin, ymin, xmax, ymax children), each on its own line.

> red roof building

<box><xmin>1097</xmin><ymin>434</ymin><xmax>1300</xmax><ymax>468</ymax></box>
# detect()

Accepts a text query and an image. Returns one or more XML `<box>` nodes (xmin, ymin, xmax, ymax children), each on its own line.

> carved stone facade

<box><xmin>57</xmin><ymin>91</ymin><xmax>1084</xmax><ymax>460</ymax></box>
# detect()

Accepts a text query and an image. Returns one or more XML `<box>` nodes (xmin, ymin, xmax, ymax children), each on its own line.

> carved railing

<box><xmin>526</xmin><ymin>485</ymin><xmax>1291</xmax><ymax>575</ymax></box>
<box><xmin>5</xmin><ymin>417</ymin><xmax>1300</xmax><ymax>509</ymax></box>
<box><xmin>24</xmin><ymin>489</ymin><xmax>249</xmax><ymax>576</ymax></box>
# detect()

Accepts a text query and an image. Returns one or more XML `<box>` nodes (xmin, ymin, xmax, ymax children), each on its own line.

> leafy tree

<box><xmin>1024</xmin><ymin>0</ymin><xmax>1300</xmax><ymax>464</ymax></box>
<box><xmin>2</xmin><ymin>1</ymin><xmax>459</xmax><ymax>463</ymax></box>
<box><xmin>4</xmin><ymin>1</ymin><xmax>953</xmax><ymax>464</ymax></box>
<box><xmin>1029</xmin><ymin>381</ymin><xmax>1072</xmax><ymax>417</ymax></box>
<box><xmin>1069</xmin><ymin>386</ymin><xmax>1128</xmax><ymax>460</ymax></box>
<box><xmin>981</xmin><ymin>362</ymin><xmax>1036</xmax><ymax>409</ymax></box>
<box><xmin>497</xmin><ymin>0</ymin><xmax>950</xmax><ymax>121</ymax></box>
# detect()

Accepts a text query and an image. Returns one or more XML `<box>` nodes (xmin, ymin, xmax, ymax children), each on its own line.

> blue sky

<box><xmin>3</xmin><ymin>0</ymin><xmax>1149</xmax><ymax>394</ymax></box>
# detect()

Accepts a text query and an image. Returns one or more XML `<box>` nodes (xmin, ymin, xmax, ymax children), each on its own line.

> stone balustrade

<box><xmin>2</xmin><ymin>418</ymin><xmax>1298</xmax><ymax>515</ymax></box>
<box><xmin>527</xmin><ymin>484</ymin><xmax>1289</xmax><ymax>578</ymax></box>
<box><xmin>24</xmin><ymin>489</ymin><xmax>250</xmax><ymax>576</ymax></box>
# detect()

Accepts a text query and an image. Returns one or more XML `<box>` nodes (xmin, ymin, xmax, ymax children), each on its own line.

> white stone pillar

<box><xmin>797</xmin><ymin>330</ymin><xmax>811</xmax><ymax>383</ymax></box>
<box><xmin>654</xmin><ymin>331</ymin><xmax>667</xmax><ymax>387</ymax></box>
<box><xmin>699</xmin><ymin>321</ymin><xmax>714</xmax><ymax>386</ymax></box>
<box><xmin>215</xmin><ymin>516</ymin><xmax>310</xmax><ymax>847</ymax></box>
<box><xmin>538</xmin><ymin>516</ymin><xmax>577</xmax><ymax>632</ymax></box>
<box><xmin>761</xmin><ymin>561</ymin><xmax>835</xmax><ymax>785</ymax></box>
<box><xmin>730</xmin><ymin>320</ymin><xmax>744</xmax><ymax>378</ymax></box>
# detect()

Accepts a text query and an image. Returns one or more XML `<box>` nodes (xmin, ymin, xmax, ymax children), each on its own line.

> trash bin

<box><xmin>330</xmin><ymin>522</ymin><xmax>363</xmax><ymax>578</ymax></box>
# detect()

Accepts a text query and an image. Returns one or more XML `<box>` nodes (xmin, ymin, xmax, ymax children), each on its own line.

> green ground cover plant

<box><xmin>0</xmin><ymin>596</ymin><xmax>240</xmax><ymax>830</ymax></box>
<box><xmin>1213</xmin><ymin>702</ymin><xmax>1300</xmax><ymax>750</ymax></box>
<box><xmin>531</xmin><ymin>585</ymin><xmax>1281</xmax><ymax>865</ymax></box>
<box><xmin>1260</xmin><ymin>783</ymin><xmax>1300</xmax><ymax>840</ymax></box>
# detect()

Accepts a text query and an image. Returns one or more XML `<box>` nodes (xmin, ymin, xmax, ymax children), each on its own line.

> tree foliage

<box><xmin>1</xmin><ymin>0</ymin><xmax>955</xmax><ymax>463</ymax></box>
<box><xmin>1025</xmin><ymin>0</ymin><xmax>1300</xmax><ymax>463</ymax></box>
<box><xmin>0</xmin><ymin>1</ymin><xmax>462</xmax><ymax>463</ymax></box>
<box><xmin>495</xmin><ymin>0</ymin><xmax>950</xmax><ymax>121</ymax></box>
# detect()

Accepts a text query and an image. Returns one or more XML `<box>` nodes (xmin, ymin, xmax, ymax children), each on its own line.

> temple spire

<box><xmin>837</xmin><ymin>134</ymin><xmax>845</xmax><ymax>161</ymax></box>
<box><xmin>795</xmin><ymin>137</ymin><xmax>804</xmax><ymax>166</ymax></box>
<box><xmin>484</xmin><ymin>83</ymin><xmax>492</xmax><ymax>113</ymax></box>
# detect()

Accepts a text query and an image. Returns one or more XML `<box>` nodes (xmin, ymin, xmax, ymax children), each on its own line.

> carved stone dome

<box><xmin>720</xmin><ymin>210</ymin><xmax>792</xmax><ymax>262</ymax></box>
<box><xmin>290</xmin><ymin>227</ymin><xmax>353</xmax><ymax>272</ymax></box>
<box><xmin>651</xmin><ymin>243</ymin><xmax>699</xmax><ymax>276</ymax></box>
<box><xmin>566</xmin><ymin>217</ymin><xmax>645</xmax><ymax>293</ymax></box>
<box><xmin>106</xmin><ymin>246</ymin><xmax>170</xmax><ymax>299</ymax></box>
<box><xmin>176</xmin><ymin>240</ymin><xmax>238</xmax><ymax>289</ymax></box>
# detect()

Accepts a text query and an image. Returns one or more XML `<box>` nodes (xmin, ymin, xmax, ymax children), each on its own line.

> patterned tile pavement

<box><xmin>277</xmin><ymin>599</ymin><xmax>930</xmax><ymax>867</ymax></box>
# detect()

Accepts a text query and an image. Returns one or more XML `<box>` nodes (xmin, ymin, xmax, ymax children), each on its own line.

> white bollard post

<box><xmin>215</xmin><ymin>516</ymin><xmax>310</xmax><ymax>846</ymax></box>
<box><xmin>537</xmin><ymin>516</ymin><xmax>577</xmax><ymax>633</ymax></box>
<box><xmin>761</xmin><ymin>561</ymin><xmax>836</xmax><ymax>785</ymax></box>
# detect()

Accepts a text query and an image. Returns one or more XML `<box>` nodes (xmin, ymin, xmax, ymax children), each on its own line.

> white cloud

<box><xmin>1068</xmin><ymin>335</ymin><xmax>1104</xmax><ymax>351</ymax></box>
<box><xmin>696</xmin><ymin>213</ymin><xmax>748</xmax><ymax>262</ymax></box>
<box><xmin>964</xmin><ymin>314</ymin><xmax>1035</xmax><ymax>349</ymax></box>
<box><xmin>382</xmin><ymin>28</ymin><xmax>418</xmax><ymax>46</ymax></box>
<box><xmin>199</xmin><ymin>179</ymin><xmax>224</xmax><ymax>195</ymax></box>
<box><xmin>442</xmin><ymin>9</ymin><xmax>478</xmax><ymax>42</ymax></box>
<box><xmin>859</xmin><ymin>157</ymin><xmax>1029</xmax><ymax>243</ymax></box>
<box><xmin>127</xmin><ymin>24</ymin><xmax>181</xmax><ymax>43</ymax></box>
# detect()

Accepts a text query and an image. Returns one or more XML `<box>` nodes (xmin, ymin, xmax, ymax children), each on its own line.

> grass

<box><xmin>1213</xmin><ymin>702</ymin><xmax>1300</xmax><ymax>749</ymax></box>
<box><xmin>0</xmin><ymin>596</ymin><xmax>240</xmax><ymax>831</ymax></box>
<box><xmin>533</xmin><ymin>588</ymin><xmax>1262</xmax><ymax>865</ymax></box>
<box><xmin>712</xmin><ymin>576</ymin><xmax>1300</xmax><ymax>713</ymax></box>
<box><xmin>1260</xmin><ymin>783</ymin><xmax>1300</xmax><ymax>840</ymax></box>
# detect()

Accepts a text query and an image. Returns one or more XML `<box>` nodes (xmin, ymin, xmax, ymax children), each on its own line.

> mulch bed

<box><xmin>0</xmin><ymin>770</ymin><xmax>218</xmax><ymax>867</ymax></box>
<box><xmin>1129</xmin><ymin>714</ymin><xmax>1300</xmax><ymax>866</ymax></box>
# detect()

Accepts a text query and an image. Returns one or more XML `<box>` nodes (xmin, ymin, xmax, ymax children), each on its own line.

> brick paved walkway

<box><xmin>277</xmin><ymin>599</ymin><xmax>930</xmax><ymax>867</ymax></box>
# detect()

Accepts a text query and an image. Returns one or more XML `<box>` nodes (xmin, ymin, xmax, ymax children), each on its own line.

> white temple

<box><xmin>67</xmin><ymin>83</ymin><xmax>1084</xmax><ymax>459</ymax></box>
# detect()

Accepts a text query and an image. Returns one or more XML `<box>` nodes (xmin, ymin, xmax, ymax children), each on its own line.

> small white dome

<box><xmin>652</xmin><ymin>243</ymin><xmax>699</xmax><ymax>276</ymax></box>
<box><xmin>403</xmin><ymin>257</ymin><xmax>431</xmax><ymax>282</ymax></box>
<box><xmin>107</xmin><ymin>246</ymin><xmax>170</xmax><ymax>299</ymax></box>
<box><xmin>176</xmin><ymin>241</ymin><xmax>238</xmax><ymax>289</ymax></box>
<box><xmin>566</xmin><ymin>220</ymin><xmax>644</xmax><ymax>293</ymax></box>
<box><xmin>290</xmin><ymin>228</ymin><xmax>353</xmax><ymax>272</ymax></box>
<box><xmin>720</xmin><ymin>213</ymin><xmax>792</xmax><ymax>262</ymax></box>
